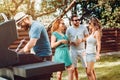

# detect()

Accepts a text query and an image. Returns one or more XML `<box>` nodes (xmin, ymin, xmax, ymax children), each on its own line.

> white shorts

<box><xmin>70</xmin><ymin>49</ymin><xmax>87</xmax><ymax>68</ymax></box>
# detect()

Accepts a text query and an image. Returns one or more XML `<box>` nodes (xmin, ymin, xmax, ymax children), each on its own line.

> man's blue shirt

<box><xmin>29</xmin><ymin>21</ymin><xmax>51</xmax><ymax>56</ymax></box>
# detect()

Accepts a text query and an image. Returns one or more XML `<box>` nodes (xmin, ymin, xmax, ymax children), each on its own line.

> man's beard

<box><xmin>74</xmin><ymin>23</ymin><xmax>80</xmax><ymax>27</ymax></box>
<box><xmin>22</xmin><ymin>24</ymin><xmax>29</xmax><ymax>31</ymax></box>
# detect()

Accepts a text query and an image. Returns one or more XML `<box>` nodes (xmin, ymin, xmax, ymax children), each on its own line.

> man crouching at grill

<box><xmin>14</xmin><ymin>12</ymin><xmax>52</xmax><ymax>61</ymax></box>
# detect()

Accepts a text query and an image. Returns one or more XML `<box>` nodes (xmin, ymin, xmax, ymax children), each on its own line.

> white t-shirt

<box><xmin>66</xmin><ymin>25</ymin><xmax>89</xmax><ymax>50</ymax></box>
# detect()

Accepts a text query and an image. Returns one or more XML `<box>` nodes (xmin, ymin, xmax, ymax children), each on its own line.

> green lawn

<box><xmin>52</xmin><ymin>54</ymin><xmax>120</xmax><ymax>80</ymax></box>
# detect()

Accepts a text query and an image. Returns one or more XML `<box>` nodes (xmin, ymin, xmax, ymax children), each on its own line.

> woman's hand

<box><xmin>60</xmin><ymin>40</ymin><xmax>68</xmax><ymax>44</ymax></box>
<box><xmin>96</xmin><ymin>54</ymin><xmax>100</xmax><ymax>61</ymax></box>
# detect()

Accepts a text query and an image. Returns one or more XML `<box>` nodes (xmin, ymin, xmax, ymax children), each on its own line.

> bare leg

<box><xmin>74</xmin><ymin>67</ymin><xmax>79</xmax><ymax>80</ymax></box>
<box><xmin>66</xmin><ymin>65</ymin><xmax>74</xmax><ymax>80</ymax></box>
<box><xmin>56</xmin><ymin>71</ymin><xmax>62</xmax><ymax>80</ymax></box>
<box><xmin>86</xmin><ymin>62</ymin><xmax>95</xmax><ymax>80</ymax></box>
<box><xmin>93</xmin><ymin>69</ymin><xmax>96</xmax><ymax>80</ymax></box>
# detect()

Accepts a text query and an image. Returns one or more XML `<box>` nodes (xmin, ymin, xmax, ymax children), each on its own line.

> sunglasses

<box><xmin>72</xmin><ymin>19</ymin><xmax>80</xmax><ymax>22</ymax></box>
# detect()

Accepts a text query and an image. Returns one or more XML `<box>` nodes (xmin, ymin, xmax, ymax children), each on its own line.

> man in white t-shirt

<box><xmin>66</xmin><ymin>14</ymin><xmax>89</xmax><ymax>80</ymax></box>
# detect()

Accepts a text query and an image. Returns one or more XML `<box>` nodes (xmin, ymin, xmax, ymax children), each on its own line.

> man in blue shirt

<box><xmin>14</xmin><ymin>12</ymin><xmax>52</xmax><ymax>60</ymax></box>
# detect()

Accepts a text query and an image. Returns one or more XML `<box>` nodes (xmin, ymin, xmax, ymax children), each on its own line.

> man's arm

<box><xmin>19</xmin><ymin>38</ymin><xmax>38</xmax><ymax>53</ymax></box>
<box><xmin>82</xmin><ymin>26</ymin><xmax>89</xmax><ymax>42</ymax></box>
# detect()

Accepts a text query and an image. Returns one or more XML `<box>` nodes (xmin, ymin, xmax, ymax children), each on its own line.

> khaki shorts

<box><xmin>70</xmin><ymin>49</ymin><xmax>87</xmax><ymax>68</ymax></box>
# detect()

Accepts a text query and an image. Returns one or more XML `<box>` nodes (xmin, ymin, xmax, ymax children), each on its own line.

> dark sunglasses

<box><xmin>72</xmin><ymin>19</ymin><xmax>80</xmax><ymax>22</ymax></box>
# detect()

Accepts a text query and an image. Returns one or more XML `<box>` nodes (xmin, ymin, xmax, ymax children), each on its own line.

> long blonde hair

<box><xmin>89</xmin><ymin>17</ymin><xmax>102</xmax><ymax>37</ymax></box>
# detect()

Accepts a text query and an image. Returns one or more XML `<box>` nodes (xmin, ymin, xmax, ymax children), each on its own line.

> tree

<box><xmin>73</xmin><ymin>0</ymin><xmax>120</xmax><ymax>28</ymax></box>
<box><xmin>0</xmin><ymin>0</ymin><xmax>73</xmax><ymax>19</ymax></box>
<box><xmin>0</xmin><ymin>0</ymin><xmax>120</xmax><ymax>28</ymax></box>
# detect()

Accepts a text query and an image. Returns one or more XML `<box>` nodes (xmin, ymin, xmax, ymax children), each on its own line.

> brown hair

<box><xmin>90</xmin><ymin>17</ymin><xmax>102</xmax><ymax>30</ymax></box>
<box><xmin>89</xmin><ymin>17</ymin><xmax>102</xmax><ymax>36</ymax></box>
<box><xmin>51</xmin><ymin>18</ymin><xmax>63</xmax><ymax>33</ymax></box>
<box><xmin>71</xmin><ymin>14</ymin><xmax>78</xmax><ymax>21</ymax></box>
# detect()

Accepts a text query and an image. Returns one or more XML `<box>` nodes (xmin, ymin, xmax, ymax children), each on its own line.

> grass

<box><xmin>52</xmin><ymin>54</ymin><xmax>120</xmax><ymax>80</ymax></box>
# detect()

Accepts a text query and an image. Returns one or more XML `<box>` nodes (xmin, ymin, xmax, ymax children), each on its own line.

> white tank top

<box><xmin>86</xmin><ymin>33</ymin><xmax>97</xmax><ymax>54</ymax></box>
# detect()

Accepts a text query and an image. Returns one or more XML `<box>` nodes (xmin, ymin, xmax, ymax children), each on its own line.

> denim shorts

<box><xmin>86</xmin><ymin>53</ymin><xmax>96</xmax><ymax>62</ymax></box>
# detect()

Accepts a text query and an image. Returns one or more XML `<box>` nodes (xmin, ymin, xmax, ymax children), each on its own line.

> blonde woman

<box><xmin>86</xmin><ymin>17</ymin><xmax>102</xmax><ymax>80</ymax></box>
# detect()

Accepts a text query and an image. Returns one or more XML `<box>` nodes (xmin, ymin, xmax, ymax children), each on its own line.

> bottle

<box><xmin>76</xmin><ymin>35</ymin><xmax>79</xmax><ymax>40</ymax></box>
<box><xmin>73</xmin><ymin>35</ymin><xmax>79</xmax><ymax>42</ymax></box>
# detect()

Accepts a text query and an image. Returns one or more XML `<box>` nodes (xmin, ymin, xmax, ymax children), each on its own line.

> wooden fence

<box><xmin>9</xmin><ymin>28</ymin><xmax>120</xmax><ymax>53</ymax></box>
<box><xmin>101</xmin><ymin>28</ymin><xmax>120</xmax><ymax>53</ymax></box>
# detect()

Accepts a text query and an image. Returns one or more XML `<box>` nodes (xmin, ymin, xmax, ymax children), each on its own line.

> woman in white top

<box><xmin>86</xmin><ymin>17</ymin><xmax>102</xmax><ymax>80</ymax></box>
